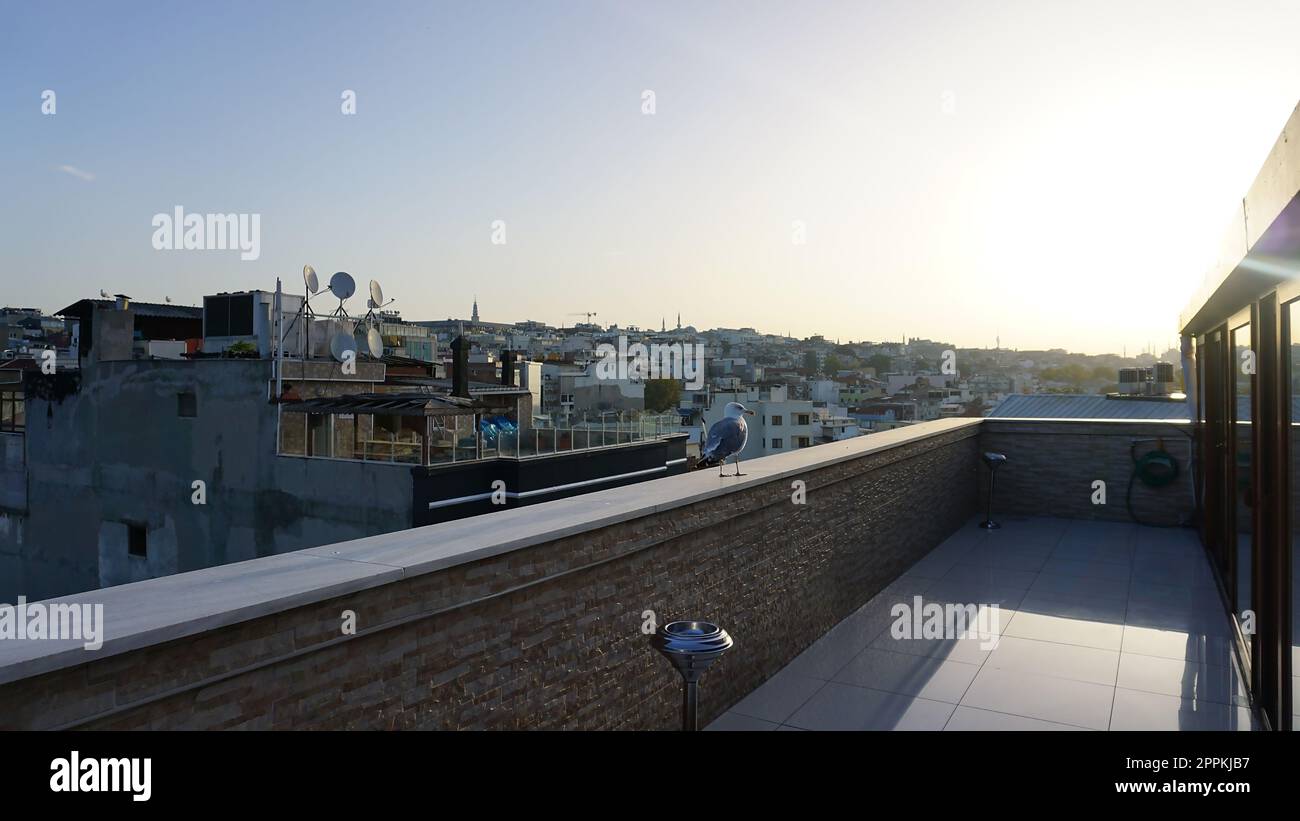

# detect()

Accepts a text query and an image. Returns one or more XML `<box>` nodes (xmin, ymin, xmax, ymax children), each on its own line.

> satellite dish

<box><xmin>329</xmin><ymin>330</ymin><xmax>357</xmax><ymax>363</ymax></box>
<box><xmin>303</xmin><ymin>265</ymin><xmax>319</xmax><ymax>294</ymax></box>
<box><xmin>369</xmin><ymin>279</ymin><xmax>384</xmax><ymax>306</ymax></box>
<box><xmin>329</xmin><ymin>271</ymin><xmax>356</xmax><ymax>300</ymax></box>
<box><xmin>366</xmin><ymin>327</ymin><xmax>383</xmax><ymax>358</ymax></box>
<box><xmin>367</xmin><ymin>298</ymin><xmax>377</xmax><ymax>310</ymax></box>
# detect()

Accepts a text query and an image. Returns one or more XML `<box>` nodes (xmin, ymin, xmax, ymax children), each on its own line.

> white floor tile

<box><xmin>959</xmin><ymin>666</ymin><xmax>1115</xmax><ymax>730</ymax></box>
<box><xmin>1049</xmin><ymin>542</ymin><xmax>1134</xmax><ymax>566</ymax></box>
<box><xmin>870</xmin><ymin>628</ymin><xmax>998</xmax><ymax>665</ymax></box>
<box><xmin>1110</xmin><ymin>687</ymin><xmax>1256</xmax><ymax>731</ymax></box>
<box><xmin>704</xmin><ymin>711</ymin><xmax>779</xmax><ymax>731</ymax></box>
<box><xmin>1003</xmin><ymin>610</ymin><xmax>1124</xmax><ymax>651</ymax></box>
<box><xmin>940</xmin><ymin>564</ymin><xmax>1038</xmax><ymax>590</ymax></box>
<box><xmin>785</xmin><ymin>681</ymin><xmax>956</xmax><ymax>731</ymax></box>
<box><xmin>1040</xmin><ymin>558</ymin><xmax>1132</xmax><ymax>583</ymax></box>
<box><xmin>1121</xmin><ymin>624</ymin><xmax>1238</xmax><ymax>666</ymax></box>
<box><xmin>833</xmin><ymin>647</ymin><xmax>981</xmax><ymax>704</ymax></box>
<box><xmin>781</xmin><ymin>633</ymin><xmax>868</xmax><ymax>680</ymax></box>
<box><xmin>943</xmin><ymin>705</ymin><xmax>1091</xmax><ymax>731</ymax></box>
<box><xmin>983</xmin><ymin>635</ymin><xmax>1120</xmax><ymax>685</ymax></box>
<box><xmin>1116</xmin><ymin>653</ymin><xmax>1249</xmax><ymax>707</ymax></box>
<box><xmin>1018</xmin><ymin>590</ymin><xmax>1128</xmax><ymax>623</ymax></box>
<box><xmin>727</xmin><ymin>668</ymin><xmax>827</xmax><ymax>723</ymax></box>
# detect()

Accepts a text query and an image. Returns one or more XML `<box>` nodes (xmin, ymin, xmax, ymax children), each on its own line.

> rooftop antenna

<box><xmin>321</xmin><ymin>271</ymin><xmax>358</xmax><ymax>357</ymax></box>
<box><xmin>359</xmin><ymin>278</ymin><xmax>396</xmax><ymax>359</ymax></box>
<box><xmin>329</xmin><ymin>328</ymin><xmax>357</xmax><ymax>365</ymax></box>
<box><xmin>281</xmin><ymin>264</ymin><xmax>321</xmax><ymax>360</ymax></box>
<box><xmin>326</xmin><ymin>271</ymin><xmax>356</xmax><ymax>319</ymax></box>
<box><xmin>365</xmin><ymin>326</ymin><xmax>383</xmax><ymax>359</ymax></box>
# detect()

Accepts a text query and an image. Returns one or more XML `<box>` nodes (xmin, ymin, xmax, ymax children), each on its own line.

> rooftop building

<box><xmin>0</xmin><ymin>288</ymin><xmax>685</xmax><ymax>604</ymax></box>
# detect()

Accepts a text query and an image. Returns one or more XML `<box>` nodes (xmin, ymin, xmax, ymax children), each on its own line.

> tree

<box><xmin>644</xmin><ymin>379</ymin><xmax>681</xmax><ymax>412</ymax></box>
<box><xmin>866</xmin><ymin>354</ymin><xmax>892</xmax><ymax>375</ymax></box>
<box><xmin>803</xmin><ymin>351</ymin><xmax>819</xmax><ymax>374</ymax></box>
<box><xmin>824</xmin><ymin>354</ymin><xmax>842</xmax><ymax>374</ymax></box>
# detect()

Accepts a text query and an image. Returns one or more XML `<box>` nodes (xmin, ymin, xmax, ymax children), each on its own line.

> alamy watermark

<box><xmin>151</xmin><ymin>206</ymin><xmax>261</xmax><ymax>261</ymax></box>
<box><xmin>890</xmin><ymin>595</ymin><xmax>1001</xmax><ymax>650</ymax></box>
<box><xmin>0</xmin><ymin>596</ymin><xmax>104</xmax><ymax>650</ymax></box>
<box><xmin>50</xmin><ymin>752</ymin><xmax>151</xmax><ymax>801</ymax></box>
<box><xmin>594</xmin><ymin>334</ymin><xmax>705</xmax><ymax>390</ymax></box>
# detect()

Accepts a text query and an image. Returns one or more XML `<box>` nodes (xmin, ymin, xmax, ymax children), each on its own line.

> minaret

<box><xmin>471</xmin><ymin>296</ymin><xmax>480</xmax><ymax>323</ymax></box>
<box><xmin>661</xmin><ymin>317</ymin><xmax>666</xmax><ymax>332</ymax></box>
<box><xmin>676</xmin><ymin>312</ymin><xmax>681</xmax><ymax>330</ymax></box>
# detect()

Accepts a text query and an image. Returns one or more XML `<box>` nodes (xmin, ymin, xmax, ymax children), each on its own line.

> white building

<box><xmin>699</xmin><ymin>385</ymin><xmax>816</xmax><ymax>461</ymax></box>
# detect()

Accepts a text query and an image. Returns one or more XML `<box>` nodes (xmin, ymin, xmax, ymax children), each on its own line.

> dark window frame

<box><xmin>0</xmin><ymin>390</ymin><xmax>24</xmax><ymax>433</ymax></box>
<box><xmin>127</xmin><ymin>523</ymin><xmax>147</xmax><ymax>558</ymax></box>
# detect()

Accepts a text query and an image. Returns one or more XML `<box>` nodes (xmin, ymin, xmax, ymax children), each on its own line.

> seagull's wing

<box><xmin>703</xmin><ymin>416</ymin><xmax>745</xmax><ymax>460</ymax></box>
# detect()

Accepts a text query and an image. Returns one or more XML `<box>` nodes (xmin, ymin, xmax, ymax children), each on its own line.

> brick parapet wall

<box><xmin>978</xmin><ymin>419</ymin><xmax>1197</xmax><ymax>527</ymax></box>
<box><xmin>0</xmin><ymin>423</ymin><xmax>981</xmax><ymax>730</ymax></box>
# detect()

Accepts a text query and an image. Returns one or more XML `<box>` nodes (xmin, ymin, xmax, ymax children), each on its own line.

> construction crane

<box><xmin>568</xmin><ymin>311</ymin><xmax>598</xmax><ymax>323</ymax></box>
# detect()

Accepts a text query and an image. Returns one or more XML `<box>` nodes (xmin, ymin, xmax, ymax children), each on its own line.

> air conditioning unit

<box><xmin>1118</xmin><ymin>367</ymin><xmax>1142</xmax><ymax>395</ymax></box>
<box><xmin>203</xmin><ymin>290</ymin><xmax>304</xmax><ymax>357</ymax></box>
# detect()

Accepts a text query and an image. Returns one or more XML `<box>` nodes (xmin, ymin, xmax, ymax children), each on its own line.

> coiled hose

<box><xmin>1126</xmin><ymin>438</ymin><xmax>1182</xmax><ymax>527</ymax></box>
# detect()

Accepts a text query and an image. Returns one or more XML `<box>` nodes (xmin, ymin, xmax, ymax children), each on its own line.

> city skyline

<box><xmin>5</xmin><ymin>1</ymin><xmax>1300</xmax><ymax>355</ymax></box>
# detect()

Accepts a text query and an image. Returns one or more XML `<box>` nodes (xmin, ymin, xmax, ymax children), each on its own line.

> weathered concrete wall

<box><xmin>0</xmin><ymin>360</ymin><xmax>411</xmax><ymax>604</ymax></box>
<box><xmin>979</xmin><ymin>419</ymin><xmax>1197</xmax><ymax>527</ymax></box>
<box><xmin>0</xmin><ymin>420</ymin><xmax>981</xmax><ymax>730</ymax></box>
<box><xmin>0</xmin><ymin>433</ymin><xmax>24</xmax><ymax>512</ymax></box>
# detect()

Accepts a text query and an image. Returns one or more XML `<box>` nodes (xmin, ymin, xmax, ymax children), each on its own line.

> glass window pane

<box><xmin>1231</xmin><ymin>323</ymin><xmax>1252</xmax><ymax>637</ymax></box>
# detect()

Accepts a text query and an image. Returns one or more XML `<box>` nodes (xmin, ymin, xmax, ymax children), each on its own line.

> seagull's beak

<box><xmin>744</xmin><ymin>409</ymin><xmax>755</xmax><ymax>415</ymax></box>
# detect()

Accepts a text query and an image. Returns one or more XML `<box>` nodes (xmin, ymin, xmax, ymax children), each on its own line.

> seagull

<box><xmin>697</xmin><ymin>401</ymin><xmax>755</xmax><ymax>476</ymax></box>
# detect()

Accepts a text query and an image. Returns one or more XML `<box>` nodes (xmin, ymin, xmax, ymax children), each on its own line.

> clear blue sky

<box><xmin>4</xmin><ymin>0</ymin><xmax>1300</xmax><ymax>354</ymax></box>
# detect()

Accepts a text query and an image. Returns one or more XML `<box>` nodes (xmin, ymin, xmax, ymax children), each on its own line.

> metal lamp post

<box><xmin>650</xmin><ymin>621</ymin><xmax>733</xmax><ymax>731</ymax></box>
<box><xmin>979</xmin><ymin>451</ymin><xmax>1007</xmax><ymax>529</ymax></box>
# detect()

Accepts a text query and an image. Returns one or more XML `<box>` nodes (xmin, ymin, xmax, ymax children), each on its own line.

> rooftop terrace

<box><xmin>0</xmin><ymin>416</ymin><xmax>1245</xmax><ymax>730</ymax></box>
<box><xmin>708</xmin><ymin>516</ymin><xmax>1254</xmax><ymax>731</ymax></box>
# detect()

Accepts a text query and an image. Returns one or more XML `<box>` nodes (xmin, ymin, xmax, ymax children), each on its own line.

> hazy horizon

<box><xmin>5</xmin><ymin>0</ymin><xmax>1300</xmax><ymax>355</ymax></box>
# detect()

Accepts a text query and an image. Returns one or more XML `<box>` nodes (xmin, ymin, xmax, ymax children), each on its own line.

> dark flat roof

<box><xmin>56</xmin><ymin>299</ymin><xmax>203</xmax><ymax>320</ymax></box>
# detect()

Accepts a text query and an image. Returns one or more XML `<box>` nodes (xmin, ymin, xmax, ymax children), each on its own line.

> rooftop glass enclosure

<box><xmin>278</xmin><ymin>392</ymin><xmax>679</xmax><ymax>466</ymax></box>
<box><xmin>1178</xmin><ymin>99</ymin><xmax>1300</xmax><ymax>731</ymax></box>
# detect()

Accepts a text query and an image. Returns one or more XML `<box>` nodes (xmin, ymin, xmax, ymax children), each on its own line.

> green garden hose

<box><xmin>1126</xmin><ymin>440</ymin><xmax>1181</xmax><ymax>526</ymax></box>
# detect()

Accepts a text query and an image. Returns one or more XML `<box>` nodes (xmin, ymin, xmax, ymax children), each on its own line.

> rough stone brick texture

<box><xmin>0</xmin><ymin>426</ymin><xmax>980</xmax><ymax>730</ymax></box>
<box><xmin>979</xmin><ymin>420</ymin><xmax>1195</xmax><ymax>527</ymax></box>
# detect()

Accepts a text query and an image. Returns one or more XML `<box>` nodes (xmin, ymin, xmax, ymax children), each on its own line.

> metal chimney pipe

<box><xmin>650</xmin><ymin>621</ymin><xmax>733</xmax><ymax>731</ymax></box>
<box><xmin>500</xmin><ymin>349</ymin><xmax>515</xmax><ymax>387</ymax></box>
<box><xmin>451</xmin><ymin>336</ymin><xmax>470</xmax><ymax>398</ymax></box>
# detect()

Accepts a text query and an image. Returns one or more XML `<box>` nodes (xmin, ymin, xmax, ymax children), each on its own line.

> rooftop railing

<box><xmin>277</xmin><ymin>408</ymin><xmax>682</xmax><ymax>467</ymax></box>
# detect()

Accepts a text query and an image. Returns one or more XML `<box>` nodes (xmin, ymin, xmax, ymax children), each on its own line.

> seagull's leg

<box><xmin>733</xmin><ymin>455</ymin><xmax>744</xmax><ymax>477</ymax></box>
<box><xmin>718</xmin><ymin>460</ymin><xmax>724</xmax><ymax>477</ymax></box>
